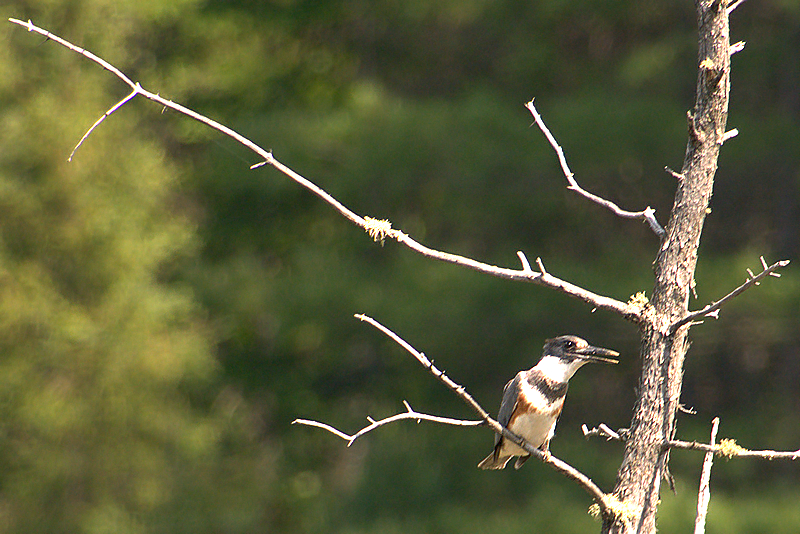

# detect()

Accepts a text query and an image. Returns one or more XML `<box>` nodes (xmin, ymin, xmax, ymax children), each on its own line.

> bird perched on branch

<box><xmin>478</xmin><ymin>335</ymin><xmax>618</xmax><ymax>470</ymax></box>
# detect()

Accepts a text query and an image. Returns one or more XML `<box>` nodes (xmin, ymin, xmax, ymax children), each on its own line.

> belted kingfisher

<box><xmin>478</xmin><ymin>335</ymin><xmax>618</xmax><ymax>470</ymax></box>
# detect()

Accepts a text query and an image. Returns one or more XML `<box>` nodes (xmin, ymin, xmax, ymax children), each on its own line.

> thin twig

<box><xmin>10</xmin><ymin>18</ymin><xmax>135</xmax><ymax>84</ymax></box>
<box><xmin>9</xmin><ymin>17</ymin><xmax>645</xmax><ymax>325</ymax></box>
<box><xmin>667</xmin><ymin>439</ymin><xmax>800</xmax><ymax>460</ymax></box>
<box><xmin>7</xmin><ymin>18</ymin><xmax>364</xmax><ymax>228</ymax></box>
<box><xmin>582</xmin><ymin>423</ymin><xmax>626</xmax><ymax>442</ymax></box>
<box><xmin>516</xmin><ymin>250</ymin><xmax>533</xmax><ymax>272</ymax></box>
<box><xmin>353</xmin><ymin>313</ymin><xmax>496</xmax><ymax>421</ymax></box>
<box><xmin>720</xmin><ymin>128</ymin><xmax>739</xmax><ymax>145</ymax></box>
<box><xmin>586</xmin><ymin>421</ymin><xmax>800</xmax><ymax>461</ymax></box>
<box><xmin>344</xmin><ymin>314</ymin><xmax>617</xmax><ymax>516</ymax></box>
<box><xmin>525</xmin><ymin>99</ymin><xmax>666</xmax><ymax>239</ymax></box>
<box><xmin>69</xmin><ymin>87</ymin><xmax>139</xmax><ymax>161</ymax></box>
<box><xmin>665</xmin><ymin>166</ymin><xmax>685</xmax><ymax>180</ymax></box>
<box><xmin>727</xmin><ymin>0</ymin><xmax>748</xmax><ymax>15</ymax></box>
<box><xmin>535</xmin><ymin>256</ymin><xmax>548</xmax><ymax>275</ymax></box>
<box><xmin>586</xmin><ymin>420</ymin><xmax>800</xmax><ymax>461</ymax></box>
<box><xmin>293</xmin><ymin>402</ymin><xmax>484</xmax><ymax>446</ymax></box>
<box><xmin>671</xmin><ymin>257</ymin><xmax>790</xmax><ymax>333</ymax></box>
<box><xmin>694</xmin><ymin>417</ymin><xmax>719</xmax><ymax>534</ymax></box>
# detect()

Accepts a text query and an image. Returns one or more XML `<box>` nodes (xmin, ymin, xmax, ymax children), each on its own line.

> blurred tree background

<box><xmin>1</xmin><ymin>0</ymin><xmax>798</xmax><ymax>532</ymax></box>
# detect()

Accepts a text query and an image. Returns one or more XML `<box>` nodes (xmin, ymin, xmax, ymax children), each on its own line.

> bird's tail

<box><xmin>477</xmin><ymin>452</ymin><xmax>512</xmax><ymax>470</ymax></box>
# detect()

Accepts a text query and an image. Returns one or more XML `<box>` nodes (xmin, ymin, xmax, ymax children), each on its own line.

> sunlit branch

<box><xmin>584</xmin><ymin>420</ymin><xmax>800</xmax><ymax>461</ymax></box>
<box><xmin>667</xmin><ymin>439</ymin><xmax>800</xmax><ymax>460</ymax></box>
<box><xmin>726</xmin><ymin>0</ymin><xmax>748</xmax><ymax>15</ymax></box>
<box><xmin>582</xmin><ymin>423</ymin><xmax>627</xmax><ymax>441</ymax></box>
<box><xmin>671</xmin><ymin>256</ymin><xmax>790</xmax><ymax>333</ymax></box>
<box><xmin>8</xmin><ymin>17</ymin><xmax>644</xmax><ymax>324</ymax></box>
<box><xmin>69</xmin><ymin>87</ymin><xmax>138</xmax><ymax>161</ymax></box>
<box><xmin>525</xmin><ymin>99</ymin><xmax>666</xmax><ymax>239</ymax></box>
<box><xmin>310</xmin><ymin>314</ymin><xmax>619</xmax><ymax>516</ymax></box>
<box><xmin>693</xmin><ymin>417</ymin><xmax>719</xmax><ymax>534</ymax></box>
<box><xmin>293</xmin><ymin>400</ymin><xmax>484</xmax><ymax>446</ymax></box>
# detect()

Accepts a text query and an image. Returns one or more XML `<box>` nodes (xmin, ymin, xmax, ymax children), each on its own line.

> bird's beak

<box><xmin>573</xmin><ymin>345</ymin><xmax>619</xmax><ymax>364</ymax></box>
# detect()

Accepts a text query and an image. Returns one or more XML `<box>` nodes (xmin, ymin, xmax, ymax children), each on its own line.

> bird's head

<box><xmin>535</xmin><ymin>335</ymin><xmax>619</xmax><ymax>382</ymax></box>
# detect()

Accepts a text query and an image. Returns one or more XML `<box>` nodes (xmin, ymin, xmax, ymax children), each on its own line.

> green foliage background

<box><xmin>1</xmin><ymin>0</ymin><xmax>798</xmax><ymax>532</ymax></box>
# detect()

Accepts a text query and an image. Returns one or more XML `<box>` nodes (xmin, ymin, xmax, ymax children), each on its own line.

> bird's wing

<box><xmin>495</xmin><ymin>373</ymin><xmax>522</xmax><ymax>446</ymax></box>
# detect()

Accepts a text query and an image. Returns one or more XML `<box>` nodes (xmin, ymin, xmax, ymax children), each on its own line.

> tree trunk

<box><xmin>603</xmin><ymin>1</ymin><xmax>731</xmax><ymax>533</ymax></box>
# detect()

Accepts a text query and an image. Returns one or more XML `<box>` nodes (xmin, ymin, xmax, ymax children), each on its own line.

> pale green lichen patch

<box><xmin>628</xmin><ymin>291</ymin><xmax>650</xmax><ymax>309</ymax></box>
<box><xmin>364</xmin><ymin>216</ymin><xmax>392</xmax><ymax>244</ymax></box>
<box><xmin>717</xmin><ymin>438</ymin><xmax>745</xmax><ymax>459</ymax></box>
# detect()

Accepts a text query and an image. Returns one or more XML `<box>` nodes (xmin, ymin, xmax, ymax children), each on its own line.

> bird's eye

<box><xmin>564</xmin><ymin>340</ymin><xmax>574</xmax><ymax>349</ymax></box>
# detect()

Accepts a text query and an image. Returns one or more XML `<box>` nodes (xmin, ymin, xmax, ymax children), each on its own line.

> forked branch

<box><xmin>671</xmin><ymin>256</ymin><xmax>790</xmax><ymax>333</ymax></box>
<box><xmin>9</xmin><ymin>17</ymin><xmax>644</xmax><ymax>324</ymax></box>
<box><xmin>294</xmin><ymin>314</ymin><xmax>621</xmax><ymax>517</ymax></box>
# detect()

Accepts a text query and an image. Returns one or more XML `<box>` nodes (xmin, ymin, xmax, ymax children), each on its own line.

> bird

<box><xmin>477</xmin><ymin>335</ymin><xmax>618</xmax><ymax>470</ymax></box>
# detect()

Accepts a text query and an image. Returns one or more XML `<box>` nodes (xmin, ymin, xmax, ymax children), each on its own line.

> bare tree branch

<box><xmin>664</xmin><ymin>166</ymin><xmax>685</xmax><ymax>180</ymax></box>
<box><xmin>10</xmin><ymin>11</ymin><xmax>794</xmax><ymax>534</ymax></box>
<box><xmin>316</xmin><ymin>314</ymin><xmax>622</xmax><ymax>517</ymax></box>
<box><xmin>525</xmin><ymin>99</ymin><xmax>666</xmax><ymax>239</ymax></box>
<box><xmin>693</xmin><ymin>417</ymin><xmax>719</xmax><ymax>534</ymax></box>
<box><xmin>583</xmin><ymin>423</ymin><xmax>627</xmax><ymax>442</ymax></box>
<box><xmin>726</xmin><ymin>0</ymin><xmax>748</xmax><ymax>15</ymax></box>
<box><xmin>671</xmin><ymin>257</ymin><xmax>790</xmax><ymax>333</ymax></box>
<box><xmin>585</xmin><ymin>420</ymin><xmax>800</xmax><ymax>462</ymax></box>
<box><xmin>69</xmin><ymin>87</ymin><xmax>138</xmax><ymax>162</ymax></box>
<box><xmin>667</xmin><ymin>438</ymin><xmax>800</xmax><ymax>460</ymax></box>
<box><xmin>7</xmin><ymin>18</ymin><xmax>366</xmax><ymax>228</ymax></box>
<box><xmin>720</xmin><ymin>128</ymin><xmax>739</xmax><ymax>144</ymax></box>
<box><xmin>8</xmin><ymin>17</ymin><xmax>645</xmax><ymax>325</ymax></box>
<box><xmin>293</xmin><ymin>400</ymin><xmax>484</xmax><ymax>446</ymax></box>
<box><xmin>729</xmin><ymin>41</ymin><xmax>746</xmax><ymax>55</ymax></box>
<box><xmin>516</xmin><ymin>250</ymin><xmax>533</xmax><ymax>272</ymax></box>
<box><xmin>352</xmin><ymin>314</ymin><xmax>488</xmax><ymax>415</ymax></box>
<box><xmin>8</xmin><ymin>20</ymin><xmax>627</xmax><ymax>519</ymax></box>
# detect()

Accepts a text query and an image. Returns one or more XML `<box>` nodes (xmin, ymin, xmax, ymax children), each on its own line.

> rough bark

<box><xmin>603</xmin><ymin>2</ymin><xmax>731</xmax><ymax>533</ymax></box>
